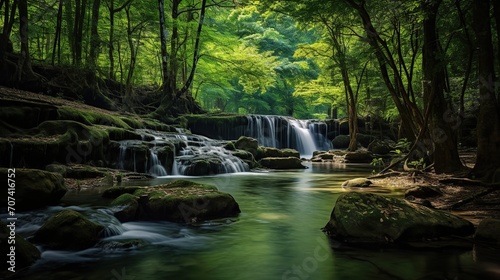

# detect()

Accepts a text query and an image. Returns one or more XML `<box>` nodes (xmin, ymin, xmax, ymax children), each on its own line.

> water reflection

<box><xmin>11</xmin><ymin>164</ymin><xmax>492</xmax><ymax>279</ymax></box>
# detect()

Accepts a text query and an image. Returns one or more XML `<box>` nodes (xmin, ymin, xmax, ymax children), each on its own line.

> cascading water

<box><xmin>148</xmin><ymin>149</ymin><xmax>168</xmax><ymax>177</ymax></box>
<box><xmin>116</xmin><ymin>129</ymin><xmax>249</xmax><ymax>177</ymax></box>
<box><xmin>245</xmin><ymin>115</ymin><xmax>332</xmax><ymax>157</ymax></box>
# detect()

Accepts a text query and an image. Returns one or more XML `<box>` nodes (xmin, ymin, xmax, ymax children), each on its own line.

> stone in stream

<box><xmin>259</xmin><ymin>157</ymin><xmax>306</xmax><ymax>169</ymax></box>
<box><xmin>33</xmin><ymin>209</ymin><xmax>104</xmax><ymax>250</ymax></box>
<box><xmin>0</xmin><ymin>168</ymin><xmax>67</xmax><ymax>211</ymax></box>
<box><xmin>323</xmin><ymin>192</ymin><xmax>475</xmax><ymax>245</ymax></box>
<box><xmin>106</xmin><ymin>180</ymin><xmax>241</xmax><ymax>223</ymax></box>
<box><xmin>341</xmin><ymin>178</ymin><xmax>372</xmax><ymax>188</ymax></box>
<box><xmin>474</xmin><ymin>219</ymin><xmax>500</xmax><ymax>244</ymax></box>
<box><xmin>0</xmin><ymin>221</ymin><xmax>41</xmax><ymax>272</ymax></box>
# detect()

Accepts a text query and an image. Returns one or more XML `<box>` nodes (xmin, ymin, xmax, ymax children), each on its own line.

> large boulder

<box><xmin>367</xmin><ymin>139</ymin><xmax>393</xmax><ymax>155</ymax></box>
<box><xmin>106</xmin><ymin>180</ymin><xmax>241</xmax><ymax>223</ymax></box>
<box><xmin>332</xmin><ymin>135</ymin><xmax>350</xmax><ymax>149</ymax></box>
<box><xmin>33</xmin><ymin>210</ymin><xmax>104</xmax><ymax>250</ymax></box>
<box><xmin>176</xmin><ymin>154</ymin><xmax>249</xmax><ymax>176</ymax></box>
<box><xmin>0</xmin><ymin>168</ymin><xmax>67</xmax><ymax>211</ymax></box>
<box><xmin>344</xmin><ymin>150</ymin><xmax>373</xmax><ymax>163</ymax></box>
<box><xmin>259</xmin><ymin>157</ymin><xmax>306</xmax><ymax>169</ymax></box>
<box><xmin>474</xmin><ymin>219</ymin><xmax>500</xmax><ymax>244</ymax></box>
<box><xmin>234</xmin><ymin>136</ymin><xmax>259</xmax><ymax>157</ymax></box>
<box><xmin>257</xmin><ymin>147</ymin><xmax>300</xmax><ymax>160</ymax></box>
<box><xmin>0</xmin><ymin>221</ymin><xmax>41</xmax><ymax>272</ymax></box>
<box><xmin>324</xmin><ymin>192</ymin><xmax>474</xmax><ymax>244</ymax></box>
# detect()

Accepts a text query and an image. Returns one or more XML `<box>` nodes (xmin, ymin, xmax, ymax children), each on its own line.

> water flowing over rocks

<box><xmin>0</xmin><ymin>221</ymin><xmax>41</xmax><ymax>272</ymax></box>
<box><xmin>186</xmin><ymin>114</ymin><xmax>332</xmax><ymax>158</ymax></box>
<box><xmin>323</xmin><ymin>192</ymin><xmax>475</xmax><ymax>245</ymax></box>
<box><xmin>33</xmin><ymin>209</ymin><xmax>105</xmax><ymax>250</ymax></box>
<box><xmin>105</xmin><ymin>180</ymin><xmax>241</xmax><ymax>223</ymax></box>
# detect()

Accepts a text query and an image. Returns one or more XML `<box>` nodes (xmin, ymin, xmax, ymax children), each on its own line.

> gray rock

<box><xmin>341</xmin><ymin>178</ymin><xmax>372</xmax><ymax>188</ymax></box>
<box><xmin>324</xmin><ymin>192</ymin><xmax>474</xmax><ymax>244</ymax></box>
<box><xmin>475</xmin><ymin>219</ymin><xmax>500</xmax><ymax>244</ymax></box>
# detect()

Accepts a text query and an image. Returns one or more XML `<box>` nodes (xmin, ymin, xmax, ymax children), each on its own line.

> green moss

<box><xmin>58</xmin><ymin>106</ymin><xmax>132</xmax><ymax>129</ymax></box>
<box><xmin>33</xmin><ymin>210</ymin><xmax>104</xmax><ymax>250</ymax></box>
<box><xmin>111</xmin><ymin>193</ymin><xmax>138</xmax><ymax>206</ymax></box>
<box><xmin>102</xmin><ymin>186</ymin><xmax>142</xmax><ymax>199</ymax></box>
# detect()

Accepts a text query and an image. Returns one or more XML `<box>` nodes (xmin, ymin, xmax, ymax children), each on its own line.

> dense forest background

<box><xmin>1</xmin><ymin>0</ymin><xmax>500</xmax><ymax>179</ymax></box>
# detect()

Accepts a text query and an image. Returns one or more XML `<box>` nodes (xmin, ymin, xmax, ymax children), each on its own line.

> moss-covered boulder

<box><xmin>234</xmin><ymin>136</ymin><xmax>259</xmax><ymax>157</ymax></box>
<box><xmin>341</xmin><ymin>178</ymin><xmax>372</xmax><ymax>188</ymax></box>
<box><xmin>0</xmin><ymin>168</ymin><xmax>67</xmax><ymax>211</ymax></box>
<box><xmin>176</xmin><ymin>154</ymin><xmax>248</xmax><ymax>176</ymax></box>
<box><xmin>332</xmin><ymin>135</ymin><xmax>351</xmax><ymax>149</ymax></box>
<box><xmin>33</xmin><ymin>210</ymin><xmax>104</xmax><ymax>250</ymax></box>
<box><xmin>323</xmin><ymin>193</ymin><xmax>475</xmax><ymax>245</ymax></box>
<box><xmin>106</xmin><ymin>180</ymin><xmax>241</xmax><ymax>223</ymax></box>
<box><xmin>357</xmin><ymin>134</ymin><xmax>376</xmax><ymax>148</ymax></box>
<box><xmin>257</xmin><ymin>147</ymin><xmax>300</xmax><ymax>160</ymax></box>
<box><xmin>0</xmin><ymin>221</ymin><xmax>41</xmax><ymax>272</ymax></box>
<box><xmin>344</xmin><ymin>150</ymin><xmax>373</xmax><ymax>163</ymax></box>
<box><xmin>111</xmin><ymin>193</ymin><xmax>139</xmax><ymax>222</ymax></box>
<box><xmin>474</xmin><ymin>219</ymin><xmax>500</xmax><ymax>244</ymax></box>
<box><xmin>259</xmin><ymin>157</ymin><xmax>306</xmax><ymax>169</ymax></box>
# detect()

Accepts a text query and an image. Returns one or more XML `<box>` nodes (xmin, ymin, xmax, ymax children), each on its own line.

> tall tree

<box><xmin>472</xmin><ymin>0</ymin><xmax>500</xmax><ymax>180</ymax></box>
<box><xmin>421</xmin><ymin>0</ymin><xmax>462</xmax><ymax>173</ymax></box>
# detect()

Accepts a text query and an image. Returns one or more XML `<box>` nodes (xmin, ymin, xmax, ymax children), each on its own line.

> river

<box><xmin>10</xmin><ymin>163</ymin><xmax>488</xmax><ymax>280</ymax></box>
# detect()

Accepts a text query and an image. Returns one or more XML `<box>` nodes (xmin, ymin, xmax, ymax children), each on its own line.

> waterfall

<box><xmin>117</xmin><ymin>130</ymin><xmax>248</xmax><ymax>177</ymax></box>
<box><xmin>288</xmin><ymin>119</ymin><xmax>317</xmax><ymax>158</ymax></box>
<box><xmin>245</xmin><ymin>115</ymin><xmax>332</xmax><ymax>157</ymax></box>
<box><xmin>148</xmin><ymin>150</ymin><xmax>168</xmax><ymax>177</ymax></box>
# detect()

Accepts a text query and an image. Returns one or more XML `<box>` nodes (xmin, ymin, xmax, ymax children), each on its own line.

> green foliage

<box><xmin>395</xmin><ymin>138</ymin><xmax>412</xmax><ymax>153</ymax></box>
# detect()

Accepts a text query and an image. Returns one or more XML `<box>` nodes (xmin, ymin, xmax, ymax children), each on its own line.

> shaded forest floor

<box><xmin>370</xmin><ymin>152</ymin><xmax>500</xmax><ymax>225</ymax></box>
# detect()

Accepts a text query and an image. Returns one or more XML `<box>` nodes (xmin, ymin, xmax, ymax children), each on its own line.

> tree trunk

<box><xmin>158</xmin><ymin>0</ymin><xmax>169</xmax><ymax>96</ymax></box>
<box><xmin>17</xmin><ymin>0</ymin><xmax>36</xmax><ymax>83</ymax></box>
<box><xmin>108</xmin><ymin>0</ymin><xmax>115</xmax><ymax>79</ymax></box>
<box><xmin>343</xmin><ymin>0</ymin><xmax>422</xmax><ymax>141</ymax></box>
<box><xmin>421</xmin><ymin>0</ymin><xmax>462</xmax><ymax>173</ymax></box>
<box><xmin>473</xmin><ymin>0</ymin><xmax>500</xmax><ymax>181</ymax></box>
<box><xmin>89</xmin><ymin>0</ymin><xmax>101</xmax><ymax>70</ymax></box>
<box><xmin>51</xmin><ymin>0</ymin><xmax>63</xmax><ymax>65</ymax></box>
<box><xmin>74</xmin><ymin>0</ymin><xmax>86</xmax><ymax>65</ymax></box>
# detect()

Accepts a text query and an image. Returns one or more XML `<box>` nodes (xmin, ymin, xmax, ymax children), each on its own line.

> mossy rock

<box><xmin>257</xmin><ymin>147</ymin><xmax>300</xmax><ymax>159</ymax></box>
<box><xmin>111</xmin><ymin>193</ymin><xmax>139</xmax><ymax>222</ymax></box>
<box><xmin>57</xmin><ymin>106</ymin><xmax>133</xmax><ymax>129</ymax></box>
<box><xmin>324</xmin><ymin>193</ymin><xmax>475</xmax><ymax>245</ymax></box>
<box><xmin>33</xmin><ymin>209</ymin><xmax>104</xmax><ymax>250</ymax></box>
<box><xmin>108</xmin><ymin>180</ymin><xmax>240</xmax><ymax>223</ymax></box>
<box><xmin>474</xmin><ymin>219</ymin><xmax>500</xmax><ymax>244</ymax></box>
<box><xmin>344</xmin><ymin>150</ymin><xmax>373</xmax><ymax>163</ymax></box>
<box><xmin>332</xmin><ymin>135</ymin><xmax>350</xmax><ymax>149</ymax></box>
<box><xmin>102</xmin><ymin>186</ymin><xmax>143</xmax><ymax>199</ymax></box>
<box><xmin>234</xmin><ymin>136</ymin><xmax>259</xmax><ymax>157</ymax></box>
<box><xmin>259</xmin><ymin>157</ymin><xmax>306</xmax><ymax>169</ymax></box>
<box><xmin>0</xmin><ymin>168</ymin><xmax>67</xmax><ymax>211</ymax></box>
<box><xmin>0</xmin><ymin>221</ymin><xmax>41</xmax><ymax>272</ymax></box>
